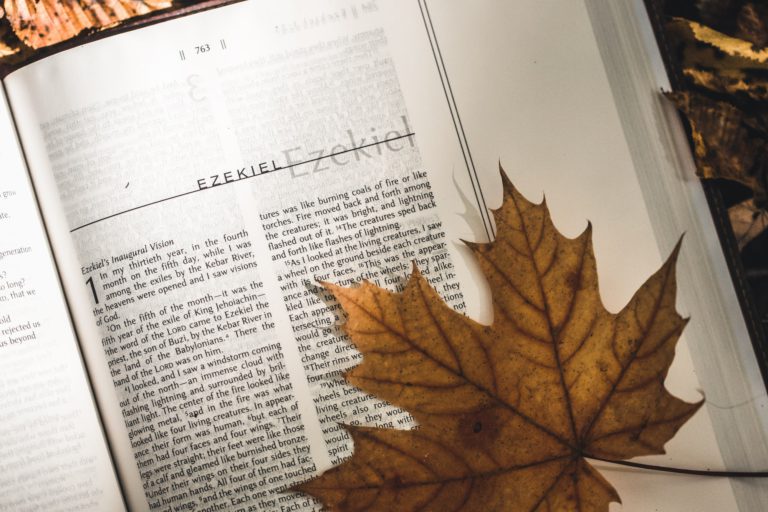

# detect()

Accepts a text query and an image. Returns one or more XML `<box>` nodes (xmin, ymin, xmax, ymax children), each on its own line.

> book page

<box><xmin>5</xmin><ymin>2</ymin><xmax>486</xmax><ymax>511</ymax></box>
<box><xmin>0</xmin><ymin>93</ymin><xmax>124</xmax><ymax>510</ymax></box>
<box><xmin>3</xmin><ymin>0</ymin><xmax>751</xmax><ymax>511</ymax></box>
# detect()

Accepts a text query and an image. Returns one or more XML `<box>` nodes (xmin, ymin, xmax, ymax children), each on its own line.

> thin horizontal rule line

<box><xmin>70</xmin><ymin>132</ymin><xmax>415</xmax><ymax>233</ymax></box>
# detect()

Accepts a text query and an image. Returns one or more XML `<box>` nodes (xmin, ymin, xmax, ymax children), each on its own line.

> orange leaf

<box><xmin>296</xmin><ymin>171</ymin><xmax>701</xmax><ymax>511</ymax></box>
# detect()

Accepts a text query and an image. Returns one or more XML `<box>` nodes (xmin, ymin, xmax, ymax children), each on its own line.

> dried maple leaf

<box><xmin>4</xmin><ymin>0</ymin><xmax>172</xmax><ymax>49</ymax></box>
<box><xmin>296</xmin><ymin>172</ymin><xmax>701</xmax><ymax>512</ymax></box>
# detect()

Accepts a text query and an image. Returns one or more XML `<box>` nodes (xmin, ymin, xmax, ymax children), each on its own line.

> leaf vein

<box><xmin>581</xmin><ymin>259</ymin><xmax>675</xmax><ymax>445</ymax></box>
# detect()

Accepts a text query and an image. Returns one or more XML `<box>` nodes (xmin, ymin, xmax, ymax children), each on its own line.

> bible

<box><xmin>1</xmin><ymin>1</ymin><xmax>766</xmax><ymax>511</ymax></box>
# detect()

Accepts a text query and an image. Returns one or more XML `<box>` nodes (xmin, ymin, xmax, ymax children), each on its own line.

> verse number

<box><xmin>86</xmin><ymin>276</ymin><xmax>99</xmax><ymax>304</ymax></box>
<box><xmin>195</xmin><ymin>44</ymin><xmax>211</xmax><ymax>54</ymax></box>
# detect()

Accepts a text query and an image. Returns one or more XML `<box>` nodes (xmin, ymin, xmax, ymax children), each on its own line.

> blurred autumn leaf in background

<box><xmin>0</xmin><ymin>0</ymin><xmax>213</xmax><ymax>69</ymax></box>
<box><xmin>0</xmin><ymin>5</ymin><xmax>23</xmax><ymax>59</ymax></box>
<box><xmin>662</xmin><ymin>0</ymin><xmax>768</xmax><ymax>346</ymax></box>
<box><xmin>666</xmin><ymin>4</ymin><xmax>768</xmax><ymax>249</ymax></box>
<box><xmin>665</xmin><ymin>89</ymin><xmax>767</xmax><ymax>204</ymax></box>
<box><xmin>730</xmin><ymin>198</ymin><xmax>768</xmax><ymax>249</ymax></box>
<box><xmin>4</xmin><ymin>0</ymin><xmax>171</xmax><ymax>49</ymax></box>
<box><xmin>297</xmin><ymin>173</ymin><xmax>700</xmax><ymax>512</ymax></box>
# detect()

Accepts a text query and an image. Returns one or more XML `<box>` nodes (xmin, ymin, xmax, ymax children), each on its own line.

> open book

<box><xmin>2</xmin><ymin>0</ymin><xmax>767</xmax><ymax>510</ymax></box>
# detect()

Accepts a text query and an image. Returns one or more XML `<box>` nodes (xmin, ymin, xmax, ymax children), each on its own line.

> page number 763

<box><xmin>179</xmin><ymin>40</ymin><xmax>227</xmax><ymax>61</ymax></box>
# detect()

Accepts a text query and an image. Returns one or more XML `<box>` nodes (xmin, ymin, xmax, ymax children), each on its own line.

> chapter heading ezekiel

<box><xmin>194</xmin><ymin>116</ymin><xmax>414</xmax><ymax>191</ymax></box>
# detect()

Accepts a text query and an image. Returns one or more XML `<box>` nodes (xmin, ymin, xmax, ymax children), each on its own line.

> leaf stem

<box><xmin>585</xmin><ymin>454</ymin><xmax>768</xmax><ymax>477</ymax></box>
